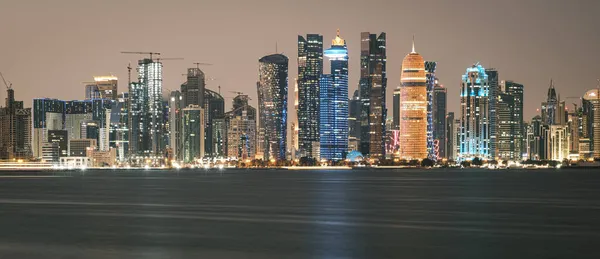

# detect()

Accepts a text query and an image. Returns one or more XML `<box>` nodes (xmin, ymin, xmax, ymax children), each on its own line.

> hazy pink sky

<box><xmin>1</xmin><ymin>0</ymin><xmax>599</xmax><ymax>123</ymax></box>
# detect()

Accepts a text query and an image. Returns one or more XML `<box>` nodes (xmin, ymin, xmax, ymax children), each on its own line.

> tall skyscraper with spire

<box><xmin>359</xmin><ymin>32</ymin><xmax>386</xmax><ymax>159</ymax></box>
<box><xmin>297</xmin><ymin>34</ymin><xmax>323</xmax><ymax>158</ymax></box>
<box><xmin>459</xmin><ymin>63</ymin><xmax>490</xmax><ymax>160</ymax></box>
<box><xmin>541</xmin><ymin>80</ymin><xmax>565</xmax><ymax>126</ymax></box>
<box><xmin>398</xmin><ymin>38</ymin><xmax>428</xmax><ymax>160</ymax></box>
<box><xmin>320</xmin><ymin>29</ymin><xmax>349</xmax><ymax>161</ymax></box>
<box><xmin>257</xmin><ymin>54</ymin><xmax>288</xmax><ymax>161</ymax></box>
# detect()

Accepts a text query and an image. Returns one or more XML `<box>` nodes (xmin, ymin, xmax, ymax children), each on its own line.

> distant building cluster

<box><xmin>1</xmin><ymin>31</ymin><xmax>599</xmax><ymax>166</ymax></box>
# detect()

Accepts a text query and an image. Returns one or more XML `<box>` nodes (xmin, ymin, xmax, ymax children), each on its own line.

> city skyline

<box><xmin>1</xmin><ymin>0</ymin><xmax>599</xmax><ymax>125</ymax></box>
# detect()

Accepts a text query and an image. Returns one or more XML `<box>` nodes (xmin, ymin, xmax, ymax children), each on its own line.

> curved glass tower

<box><xmin>257</xmin><ymin>54</ymin><xmax>288</xmax><ymax>161</ymax></box>
<box><xmin>320</xmin><ymin>30</ymin><xmax>349</xmax><ymax>161</ymax></box>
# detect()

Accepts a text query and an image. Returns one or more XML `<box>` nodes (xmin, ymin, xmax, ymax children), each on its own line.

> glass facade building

<box><xmin>257</xmin><ymin>54</ymin><xmax>288</xmax><ymax>161</ymax></box>
<box><xmin>502</xmin><ymin>80</ymin><xmax>524</xmax><ymax>158</ymax></box>
<box><xmin>297</xmin><ymin>34</ymin><xmax>323</xmax><ymax>158</ymax></box>
<box><xmin>459</xmin><ymin>64</ymin><xmax>490</xmax><ymax>160</ymax></box>
<box><xmin>182</xmin><ymin>105</ymin><xmax>204</xmax><ymax>163</ymax></box>
<box><xmin>432</xmin><ymin>83</ymin><xmax>447</xmax><ymax>159</ymax></box>
<box><xmin>359</xmin><ymin>32</ymin><xmax>386</xmax><ymax>158</ymax></box>
<box><xmin>320</xmin><ymin>30</ymin><xmax>349</xmax><ymax>161</ymax></box>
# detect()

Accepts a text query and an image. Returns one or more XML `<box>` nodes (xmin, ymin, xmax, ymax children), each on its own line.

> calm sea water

<box><xmin>0</xmin><ymin>168</ymin><xmax>599</xmax><ymax>258</ymax></box>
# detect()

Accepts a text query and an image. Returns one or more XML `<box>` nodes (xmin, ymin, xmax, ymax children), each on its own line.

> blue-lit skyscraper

<box><xmin>459</xmin><ymin>63</ymin><xmax>490</xmax><ymax>160</ymax></box>
<box><xmin>320</xmin><ymin>30</ymin><xmax>349</xmax><ymax>161</ymax></box>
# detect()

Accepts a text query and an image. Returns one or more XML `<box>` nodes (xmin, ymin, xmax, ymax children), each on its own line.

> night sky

<box><xmin>1</xmin><ymin>0</ymin><xmax>599</xmax><ymax>123</ymax></box>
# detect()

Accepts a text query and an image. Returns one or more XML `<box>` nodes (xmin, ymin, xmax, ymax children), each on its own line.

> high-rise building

<box><xmin>359</xmin><ymin>32</ymin><xmax>387</xmax><ymax>158</ymax></box>
<box><xmin>502</xmin><ymin>80</ymin><xmax>524</xmax><ymax>158</ymax></box>
<box><xmin>432</xmin><ymin>81</ymin><xmax>447</xmax><ymax>159</ymax></box>
<box><xmin>128</xmin><ymin>58</ymin><xmax>164</xmax><ymax>157</ymax></box>
<box><xmin>527</xmin><ymin>116</ymin><xmax>544</xmax><ymax>160</ymax></box>
<box><xmin>425</xmin><ymin>61</ymin><xmax>437</xmax><ymax>159</ymax></box>
<box><xmin>182</xmin><ymin>105</ymin><xmax>205</xmax><ymax>163</ymax></box>
<box><xmin>181</xmin><ymin>68</ymin><xmax>205</xmax><ymax>108</ymax></box>
<box><xmin>446</xmin><ymin>112</ymin><xmax>455</xmax><ymax>160</ymax></box>
<box><xmin>92</xmin><ymin>99</ymin><xmax>112</xmax><ymax>152</ymax></box>
<box><xmin>459</xmin><ymin>64</ymin><xmax>490</xmax><ymax>160</ymax></box>
<box><xmin>485</xmin><ymin>68</ymin><xmax>498</xmax><ymax>159</ymax></box>
<box><xmin>541</xmin><ymin>80</ymin><xmax>564</xmax><ymax>126</ymax></box>
<box><xmin>348</xmin><ymin>90</ymin><xmax>362</xmax><ymax>151</ymax></box>
<box><xmin>582</xmin><ymin>88</ymin><xmax>600</xmax><ymax>159</ymax></box>
<box><xmin>0</xmin><ymin>87</ymin><xmax>32</xmax><ymax>160</ymax></box>
<box><xmin>169</xmin><ymin>91</ymin><xmax>183</xmax><ymax>161</ymax></box>
<box><xmin>546</xmin><ymin>125</ymin><xmax>569</xmax><ymax>161</ymax></box>
<box><xmin>392</xmin><ymin>87</ymin><xmax>400</xmax><ymax>130</ymax></box>
<box><xmin>496</xmin><ymin>93</ymin><xmax>516</xmax><ymax>160</ymax></box>
<box><xmin>204</xmin><ymin>89</ymin><xmax>225</xmax><ymax>157</ymax></box>
<box><xmin>225</xmin><ymin>95</ymin><xmax>256</xmax><ymax>160</ymax></box>
<box><xmin>359</xmin><ymin>32</ymin><xmax>386</xmax><ymax>159</ymax></box>
<box><xmin>85</xmin><ymin>76</ymin><xmax>118</xmax><ymax>100</ymax></box>
<box><xmin>319</xmin><ymin>30</ymin><xmax>349</xmax><ymax>161</ymax></box>
<box><xmin>257</xmin><ymin>54</ymin><xmax>288</xmax><ymax>161</ymax></box>
<box><xmin>297</xmin><ymin>34</ymin><xmax>323</xmax><ymax>158</ymax></box>
<box><xmin>109</xmin><ymin>93</ymin><xmax>129</xmax><ymax>162</ymax></box>
<box><xmin>140</xmin><ymin>58</ymin><xmax>164</xmax><ymax>155</ymax></box>
<box><xmin>398</xmin><ymin>39</ymin><xmax>427</xmax><ymax>160</ymax></box>
<box><xmin>33</xmin><ymin>98</ymin><xmax>65</xmax><ymax>158</ymax></box>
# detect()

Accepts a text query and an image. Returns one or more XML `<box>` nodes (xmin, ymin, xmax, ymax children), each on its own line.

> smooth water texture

<box><xmin>0</xmin><ymin>168</ymin><xmax>599</xmax><ymax>258</ymax></box>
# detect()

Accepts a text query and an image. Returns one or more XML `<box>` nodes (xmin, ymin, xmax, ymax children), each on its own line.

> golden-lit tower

<box><xmin>398</xmin><ymin>37</ymin><xmax>428</xmax><ymax>160</ymax></box>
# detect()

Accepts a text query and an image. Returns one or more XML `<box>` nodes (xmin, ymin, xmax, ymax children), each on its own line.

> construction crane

<box><xmin>154</xmin><ymin>57</ymin><xmax>184</xmax><ymax>62</ymax></box>
<box><xmin>0</xmin><ymin>72</ymin><xmax>12</xmax><ymax>89</ymax></box>
<box><xmin>230</xmin><ymin>91</ymin><xmax>245</xmax><ymax>96</ymax></box>
<box><xmin>121</xmin><ymin>51</ymin><xmax>161</xmax><ymax>60</ymax></box>
<box><xmin>193</xmin><ymin>62</ymin><xmax>213</xmax><ymax>68</ymax></box>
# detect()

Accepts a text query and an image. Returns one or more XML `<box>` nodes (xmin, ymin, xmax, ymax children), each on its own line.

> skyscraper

<box><xmin>33</xmin><ymin>98</ymin><xmax>65</xmax><ymax>158</ymax></box>
<box><xmin>502</xmin><ymin>80</ymin><xmax>524</xmax><ymax>158</ymax></box>
<box><xmin>459</xmin><ymin>63</ymin><xmax>490</xmax><ymax>160</ymax></box>
<box><xmin>425</xmin><ymin>61</ymin><xmax>437</xmax><ymax>158</ymax></box>
<box><xmin>392</xmin><ymin>87</ymin><xmax>400</xmax><ymax>130</ymax></box>
<box><xmin>432</xmin><ymin>81</ymin><xmax>447</xmax><ymax>159</ymax></box>
<box><xmin>169</xmin><ymin>91</ymin><xmax>183</xmax><ymax>161</ymax></box>
<box><xmin>128</xmin><ymin>58</ymin><xmax>164</xmax><ymax>157</ymax></box>
<box><xmin>0</xmin><ymin>87</ymin><xmax>32</xmax><ymax>160</ymax></box>
<box><xmin>181</xmin><ymin>68</ymin><xmax>205</xmax><ymax>108</ymax></box>
<box><xmin>582</xmin><ymin>88</ymin><xmax>600</xmax><ymax>159</ymax></box>
<box><xmin>204</xmin><ymin>89</ymin><xmax>225</xmax><ymax>157</ymax></box>
<box><xmin>128</xmin><ymin>81</ymin><xmax>147</xmax><ymax>157</ymax></box>
<box><xmin>359</xmin><ymin>32</ymin><xmax>386</xmax><ymax>158</ymax></box>
<box><xmin>109</xmin><ymin>93</ymin><xmax>129</xmax><ymax>162</ymax></box>
<box><xmin>297</xmin><ymin>34</ymin><xmax>323</xmax><ymax>158</ymax></box>
<box><xmin>485</xmin><ymin>68</ymin><xmax>498</xmax><ymax>159</ymax></box>
<box><xmin>257</xmin><ymin>54</ymin><xmax>288</xmax><ymax>161</ymax></box>
<box><xmin>319</xmin><ymin>30</ymin><xmax>349</xmax><ymax>161</ymax></box>
<box><xmin>398</xmin><ymin>39</ymin><xmax>427</xmax><ymax>160</ymax></box>
<box><xmin>182</xmin><ymin>105</ymin><xmax>205</xmax><ymax>163</ymax></box>
<box><xmin>446</xmin><ymin>112</ymin><xmax>455</xmax><ymax>160</ymax></box>
<box><xmin>496</xmin><ymin>93</ymin><xmax>516</xmax><ymax>160</ymax></box>
<box><xmin>225</xmin><ymin>95</ymin><xmax>256</xmax><ymax>160</ymax></box>
<box><xmin>348</xmin><ymin>90</ymin><xmax>361</xmax><ymax>140</ymax></box>
<box><xmin>542</xmin><ymin>80</ymin><xmax>560</xmax><ymax>126</ymax></box>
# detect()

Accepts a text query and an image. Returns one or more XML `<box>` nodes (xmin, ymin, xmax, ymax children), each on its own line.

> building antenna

<box><xmin>411</xmin><ymin>35</ymin><xmax>415</xmax><ymax>53</ymax></box>
<box><xmin>276</xmin><ymin>42</ymin><xmax>278</xmax><ymax>54</ymax></box>
<box><xmin>127</xmin><ymin>62</ymin><xmax>132</xmax><ymax>87</ymax></box>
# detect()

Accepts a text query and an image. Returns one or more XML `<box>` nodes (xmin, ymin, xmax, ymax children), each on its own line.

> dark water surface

<box><xmin>0</xmin><ymin>168</ymin><xmax>599</xmax><ymax>258</ymax></box>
